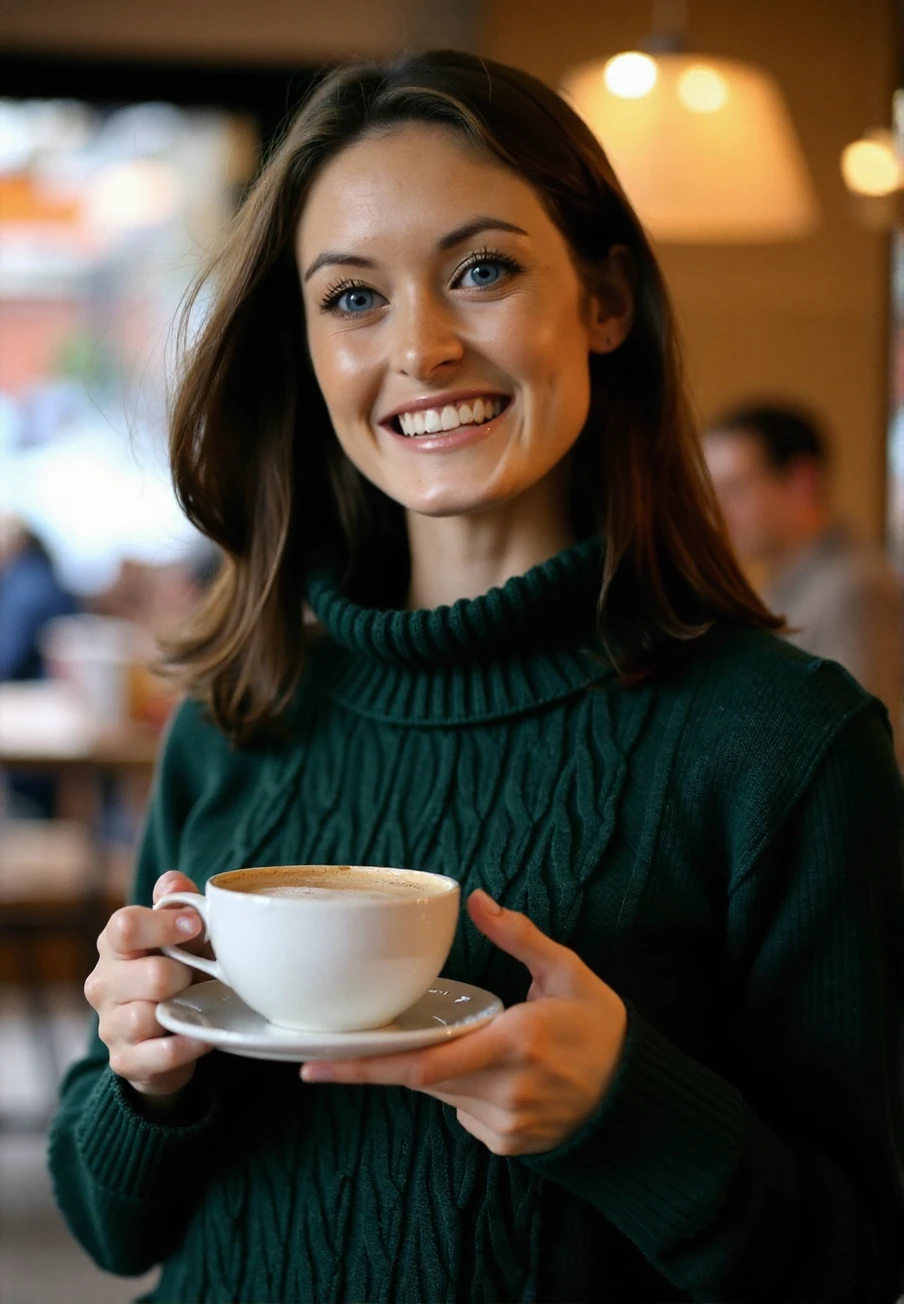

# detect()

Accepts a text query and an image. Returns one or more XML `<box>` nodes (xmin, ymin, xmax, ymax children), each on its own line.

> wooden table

<box><xmin>0</xmin><ymin>718</ymin><xmax>161</xmax><ymax>913</ymax></box>
<box><xmin>0</xmin><ymin>723</ymin><xmax>161</xmax><ymax>777</ymax></box>
<box><xmin>0</xmin><ymin>713</ymin><xmax>162</xmax><ymax>1124</ymax></box>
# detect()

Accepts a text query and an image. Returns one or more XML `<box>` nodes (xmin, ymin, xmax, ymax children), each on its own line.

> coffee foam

<box><xmin>216</xmin><ymin>865</ymin><xmax>451</xmax><ymax>901</ymax></box>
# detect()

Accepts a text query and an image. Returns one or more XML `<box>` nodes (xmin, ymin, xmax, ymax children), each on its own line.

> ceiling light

<box><xmin>840</xmin><ymin>130</ymin><xmax>902</xmax><ymax>198</ymax></box>
<box><xmin>677</xmin><ymin>64</ymin><xmax>729</xmax><ymax>113</ymax></box>
<box><xmin>560</xmin><ymin>2</ymin><xmax>818</xmax><ymax>244</ymax></box>
<box><xmin>603</xmin><ymin>52</ymin><xmax>659</xmax><ymax>100</ymax></box>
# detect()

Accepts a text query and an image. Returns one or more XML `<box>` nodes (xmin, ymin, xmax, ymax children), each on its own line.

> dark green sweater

<box><xmin>48</xmin><ymin>539</ymin><xmax>904</xmax><ymax>1302</ymax></box>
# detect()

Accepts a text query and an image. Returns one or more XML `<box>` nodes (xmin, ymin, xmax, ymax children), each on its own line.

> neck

<box><xmin>405</xmin><ymin>472</ymin><xmax>577</xmax><ymax>610</ymax></box>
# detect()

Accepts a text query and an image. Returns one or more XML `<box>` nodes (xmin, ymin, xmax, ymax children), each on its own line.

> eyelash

<box><xmin>318</xmin><ymin>277</ymin><xmax>367</xmax><ymax>315</ymax></box>
<box><xmin>460</xmin><ymin>246</ymin><xmax>525</xmax><ymax>285</ymax></box>
<box><xmin>317</xmin><ymin>247</ymin><xmax>524</xmax><ymax>317</ymax></box>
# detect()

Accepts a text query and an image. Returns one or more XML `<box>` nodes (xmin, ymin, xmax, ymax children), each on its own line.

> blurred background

<box><xmin>0</xmin><ymin>1</ymin><xmax>902</xmax><ymax>1300</ymax></box>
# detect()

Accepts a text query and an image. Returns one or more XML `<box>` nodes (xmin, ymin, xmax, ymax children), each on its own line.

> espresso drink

<box><xmin>157</xmin><ymin>862</ymin><xmax>460</xmax><ymax>1030</ymax></box>
<box><xmin>218</xmin><ymin>865</ymin><xmax>451</xmax><ymax>902</ymax></box>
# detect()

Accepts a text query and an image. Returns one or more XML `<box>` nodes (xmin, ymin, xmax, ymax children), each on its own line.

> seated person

<box><xmin>704</xmin><ymin>402</ymin><xmax>902</xmax><ymax>753</ymax></box>
<box><xmin>0</xmin><ymin>516</ymin><xmax>78</xmax><ymax>682</ymax></box>
<box><xmin>0</xmin><ymin>516</ymin><xmax>78</xmax><ymax>816</ymax></box>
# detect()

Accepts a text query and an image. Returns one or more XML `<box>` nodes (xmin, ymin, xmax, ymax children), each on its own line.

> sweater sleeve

<box><xmin>527</xmin><ymin>701</ymin><xmax>904</xmax><ymax>1302</ymax></box>
<box><xmin>46</xmin><ymin>699</ymin><xmax>223</xmax><ymax>1277</ymax></box>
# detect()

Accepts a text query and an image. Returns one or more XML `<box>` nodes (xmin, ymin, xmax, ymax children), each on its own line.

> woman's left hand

<box><xmin>300</xmin><ymin>889</ymin><xmax>628</xmax><ymax>1157</ymax></box>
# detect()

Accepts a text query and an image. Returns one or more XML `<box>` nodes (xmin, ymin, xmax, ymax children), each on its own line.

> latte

<box><xmin>156</xmin><ymin>862</ymin><xmax>460</xmax><ymax>1030</ymax></box>
<box><xmin>217</xmin><ymin>865</ymin><xmax>452</xmax><ymax>902</ymax></box>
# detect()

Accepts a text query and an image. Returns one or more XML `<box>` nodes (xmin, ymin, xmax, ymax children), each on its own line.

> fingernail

<box><xmin>176</xmin><ymin>913</ymin><xmax>201</xmax><ymax>936</ymax></box>
<box><xmin>473</xmin><ymin>889</ymin><xmax>502</xmax><ymax>916</ymax></box>
<box><xmin>301</xmin><ymin>1063</ymin><xmax>333</xmax><ymax>1082</ymax></box>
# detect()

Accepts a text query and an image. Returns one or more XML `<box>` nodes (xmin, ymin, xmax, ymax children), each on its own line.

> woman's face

<box><xmin>296</xmin><ymin>122</ymin><xmax>628</xmax><ymax>519</ymax></box>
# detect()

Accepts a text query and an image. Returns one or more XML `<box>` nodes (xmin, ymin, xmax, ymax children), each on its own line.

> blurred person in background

<box><xmin>91</xmin><ymin>543</ymin><xmax>221</xmax><ymax>640</ymax></box>
<box><xmin>703</xmin><ymin>403</ymin><xmax>903</xmax><ymax>749</ymax></box>
<box><xmin>0</xmin><ymin>514</ymin><xmax>79</xmax><ymax>816</ymax></box>
<box><xmin>0</xmin><ymin>514</ymin><xmax>78</xmax><ymax>683</ymax></box>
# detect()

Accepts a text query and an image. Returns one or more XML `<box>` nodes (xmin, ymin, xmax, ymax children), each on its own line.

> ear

<box><xmin>585</xmin><ymin>244</ymin><xmax>635</xmax><ymax>355</ymax></box>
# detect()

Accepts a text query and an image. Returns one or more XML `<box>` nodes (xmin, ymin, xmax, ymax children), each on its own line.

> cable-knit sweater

<box><xmin>48</xmin><ymin>539</ymin><xmax>904</xmax><ymax>1302</ymax></box>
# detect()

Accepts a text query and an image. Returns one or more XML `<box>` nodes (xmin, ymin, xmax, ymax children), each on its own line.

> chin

<box><xmin>399</xmin><ymin>483</ymin><xmax>514</xmax><ymax>519</ymax></box>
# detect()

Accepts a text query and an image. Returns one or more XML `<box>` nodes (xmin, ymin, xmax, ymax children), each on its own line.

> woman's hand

<box><xmin>300</xmin><ymin>889</ymin><xmax>628</xmax><ymax>1156</ymax></box>
<box><xmin>84</xmin><ymin>871</ymin><xmax>212</xmax><ymax>1106</ymax></box>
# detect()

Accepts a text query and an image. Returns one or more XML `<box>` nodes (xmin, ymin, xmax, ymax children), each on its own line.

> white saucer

<box><xmin>156</xmin><ymin>978</ymin><xmax>503</xmax><ymax>1062</ymax></box>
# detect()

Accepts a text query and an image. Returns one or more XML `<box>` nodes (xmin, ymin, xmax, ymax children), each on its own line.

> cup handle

<box><xmin>153</xmin><ymin>891</ymin><xmax>223</xmax><ymax>981</ymax></box>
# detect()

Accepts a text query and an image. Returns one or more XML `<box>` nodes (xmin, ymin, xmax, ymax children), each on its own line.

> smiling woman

<box><xmin>156</xmin><ymin>49</ymin><xmax>783</xmax><ymax>733</ymax></box>
<box><xmin>47</xmin><ymin>49</ymin><xmax>904</xmax><ymax>1304</ymax></box>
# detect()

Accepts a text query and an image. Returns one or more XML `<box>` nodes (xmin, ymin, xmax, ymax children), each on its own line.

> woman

<box><xmin>48</xmin><ymin>50</ymin><xmax>904</xmax><ymax>1303</ymax></box>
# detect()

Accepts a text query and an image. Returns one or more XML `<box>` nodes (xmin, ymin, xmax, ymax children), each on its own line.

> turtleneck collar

<box><xmin>304</xmin><ymin>537</ymin><xmax>614</xmax><ymax>726</ymax></box>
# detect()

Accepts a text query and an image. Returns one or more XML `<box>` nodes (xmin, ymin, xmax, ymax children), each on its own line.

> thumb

<box><xmin>152</xmin><ymin>871</ymin><xmax>212</xmax><ymax>961</ymax></box>
<box><xmin>467</xmin><ymin>889</ymin><xmax>582</xmax><ymax>990</ymax></box>
<box><xmin>153</xmin><ymin>870</ymin><xmax>201</xmax><ymax>904</ymax></box>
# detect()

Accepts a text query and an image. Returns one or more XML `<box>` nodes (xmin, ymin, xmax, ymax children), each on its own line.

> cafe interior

<box><xmin>0</xmin><ymin>0</ymin><xmax>902</xmax><ymax>1300</ymax></box>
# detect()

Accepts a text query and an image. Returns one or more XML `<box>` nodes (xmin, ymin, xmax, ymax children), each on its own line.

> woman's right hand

<box><xmin>85</xmin><ymin>871</ymin><xmax>213</xmax><ymax>1104</ymax></box>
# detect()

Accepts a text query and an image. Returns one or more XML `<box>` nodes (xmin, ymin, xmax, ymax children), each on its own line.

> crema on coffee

<box><xmin>215</xmin><ymin>865</ymin><xmax>452</xmax><ymax>902</ymax></box>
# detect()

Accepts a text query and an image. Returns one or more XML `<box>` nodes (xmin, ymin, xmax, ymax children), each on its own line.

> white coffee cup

<box><xmin>154</xmin><ymin>864</ymin><xmax>460</xmax><ymax>1032</ymax></box>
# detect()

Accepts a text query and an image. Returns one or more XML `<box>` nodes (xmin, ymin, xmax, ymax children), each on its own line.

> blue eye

<box><xmin>462</xmin><ymin>261</ymin><xmax>502</xmax><ymax>287</ymax></box>
<box><xmin>337</xmin><ymin>287</ymin><xmax>377</xmax><ymax>314</ymax></box>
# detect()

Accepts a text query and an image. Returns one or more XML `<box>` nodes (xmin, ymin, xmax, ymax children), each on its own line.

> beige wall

<box><xmin>1</xmin><ymin>0</ymin><xmax>895</xmax><ymax>537</ymax></box>
<box><xmin>481</xmin><ymin>0</ymin><xmax>896</xmax><ymax>541</ymax></box>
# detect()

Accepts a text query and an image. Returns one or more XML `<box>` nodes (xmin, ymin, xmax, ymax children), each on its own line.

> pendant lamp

<box><xmin>559</xmin><ymin>5</ymin><xmax>819</xmax><ymax>243</ymax></box>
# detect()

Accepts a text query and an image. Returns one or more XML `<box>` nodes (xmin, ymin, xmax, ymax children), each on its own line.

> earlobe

<box><xmin>587</xmin><ymin>243</ymin><xmax>635</xmax><ymax>354</ymax></box>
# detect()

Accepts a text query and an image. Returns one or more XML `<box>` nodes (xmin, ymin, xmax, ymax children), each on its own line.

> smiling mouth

<box><xmin>388</xmin><ymin>395</ymin><xmax>510</xmax><ymax>437</ymax></box>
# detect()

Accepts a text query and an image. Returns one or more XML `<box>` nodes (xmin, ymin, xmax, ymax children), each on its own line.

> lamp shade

<box><xmin>560</xmin><ymin>53</ymin><xmax>819</xmax><ymax>243</ymax></box>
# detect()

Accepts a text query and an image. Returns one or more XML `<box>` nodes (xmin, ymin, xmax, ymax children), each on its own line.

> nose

<box><xmin>388</xmin><ymin>290</ymin><xmax>464</xmax><ymax>380</ymax></box>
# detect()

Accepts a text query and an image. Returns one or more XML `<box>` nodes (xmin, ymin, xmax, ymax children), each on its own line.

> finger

<box><xmin>102</xmin><ymin>999</ymin><xmax>166</xmax><ymax>1048</ymax></box>
<box><xmin>104</xmin><ymin>954</ymin><xmax>197</xmax><ymax>1005</ymax></box>
<box><xmin>99</xmin><ymin>903</ymin><xmax>202</xmax><ymax>960</ymax></box>
<box><xmin>421</xmin><ymin>1076</ymin><xmax>513</xmax><ymax>1113</ymax></box>
<box><xmin>153</xmin><ymin>874</ymin><xmax>214</xmax><ymax>961</ymax></box>
<box><xmin>464</xmin><ymin>891</ymin><xmax>584</xmax><ymax>991</ymax></box>
<box><xmin>301</xmin><ymin>1020</ymin><xmax>507</xmax><ymax>1087</ymax></box>
<box><xmin>453</xmin><ymin>1105</ymin><xmax>529</xmax><ymax>1158</ymax></box>
<box><xmin>153</xmin><ymin>871</ymin><xmax>200</xmax><ymax>903</ymax></box>
<box><xmin>466</xmin><ymin>890</ymin><xmax>580</xmax><ymax>987</ymax></box>
<box><xmin>107</xmin><ymin>1031</ymin><xmax>211</xmax><ymax>1082</ymax></box>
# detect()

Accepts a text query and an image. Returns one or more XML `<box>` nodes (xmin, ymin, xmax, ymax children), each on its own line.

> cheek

<box><xmin>506</xmin><ymin>302</ymin><xmax>593</xmax><ymax>416</ymax></box>
<box><xmin>307</xmin><ymin>329</ymin><xmax>377</xmax><ymax>424</ymax></box>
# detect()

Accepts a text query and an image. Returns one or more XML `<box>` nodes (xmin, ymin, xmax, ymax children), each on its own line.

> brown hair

<box><xmin>166</xmin><ymin>48</ymin><xmax>780</xmax><ymax>743</ymax></box>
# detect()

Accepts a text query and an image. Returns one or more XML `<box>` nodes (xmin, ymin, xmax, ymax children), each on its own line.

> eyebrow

<box><xmin>301</xmin><ymin>216</ymin><xmax>530</xmax><ymax>283</ymax></box>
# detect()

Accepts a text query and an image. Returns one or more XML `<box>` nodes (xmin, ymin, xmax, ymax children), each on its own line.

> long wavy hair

<box><xmin>165</xmin><ymin>48</ymin><xmax>780</xmax><ymax>743</ymax></box>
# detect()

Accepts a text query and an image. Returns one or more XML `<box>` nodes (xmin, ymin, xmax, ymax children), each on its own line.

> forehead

<box><xmin>297</xmin><ymin>122</ymin><xmax>553</xmax><ymax>257</ymax></box>
<box><xmin>705</xmin><ymin>430</ymin><xmax>769</xmax><ymax>478</ymax></box>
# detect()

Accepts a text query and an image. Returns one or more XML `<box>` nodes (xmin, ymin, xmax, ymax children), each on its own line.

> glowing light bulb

<box><xmin>677</xmin><ymin>65</ymin><xmax>729</xmax><ymax>113</ymax></box>
<box><xmin>603</xmin><ymin>52</ymin><xmax>658</xmax><ymax>100</ymax></box>
<box><xmin>840</xmin><ymin>136</ymin><xmax>901</xmax><ymax>197</ymax></box>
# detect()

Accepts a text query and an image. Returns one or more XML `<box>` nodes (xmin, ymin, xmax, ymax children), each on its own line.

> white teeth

<box><xmin>394</xmin><ymin>396</ymin><xmax>506</xmax><ymax>436</ymax></box>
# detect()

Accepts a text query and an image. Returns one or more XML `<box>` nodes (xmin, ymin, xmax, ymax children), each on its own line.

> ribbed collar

<box><xmin>304</xmin><ymin>537</ymin><xmax>614</xmax><ymax>726</ymax></box>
